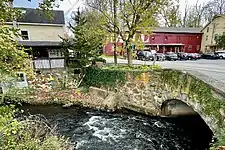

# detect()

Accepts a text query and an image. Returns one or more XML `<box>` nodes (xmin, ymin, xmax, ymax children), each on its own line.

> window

<box><xmin>17</xmin><ymin>73</ymin><xmax>25</xmax><ymax>82</ymax></box>
<box><xmin>21</xmin><ymin>30</ymin><xmax>29</xmax><ymax>40</ymax></box>
<box><xmin>165</xmin><ymin>36</ymin><xmax>168</xmax><ymax>40</ymax></box>
<box><xmin>206</xmin><ymin>35</ymin><xmax>208</xmax><ymax>41</ymax></box>
<box><xmin>152</xmin><ymin>36</ymin><xmax>155</xmax><ymax>40</ymax></box>
<box><xmin>0</xmin><ymin>87</ymin><xmax>3</xmax><ymax>94</ymax></box>
<box><xmin>49</xmin><ymin>49</ymin><xmax>64</xmax><ymax>58</ymax></box>
<box><xmin>207</xmin><ymin>27</ymin><xmax>209</xmax><ymax>32</ymax></box>
<box><xmin>188</xmin><ymin>45</ymin><xmax>192</xmax><ymax>51</ymax></box>
<box><xmin>214</xmin><ymin>34</ymin><xmax>218</xmax><ymax>41</ymax></box>
<box><xmin>197</xmin><ymin>45</ymin><xmax>200</xmax><ymax>51</ymax></box>
<box><xmin>177</xmin><ymin>36</ymin><xmax>181</xmax><ymax>42</ymax></box>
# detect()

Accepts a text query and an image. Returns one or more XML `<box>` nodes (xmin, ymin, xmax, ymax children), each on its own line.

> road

<box><xmin>105</xmin><ymin>58</ymin><xmax>225</xmax><ymax>84</ymax></box>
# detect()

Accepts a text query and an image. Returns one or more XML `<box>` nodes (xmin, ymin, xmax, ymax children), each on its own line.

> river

<box><xmin>20</xmin><ymin>104</ymin><xmax>213</xmax><ymax>150</ymax></box>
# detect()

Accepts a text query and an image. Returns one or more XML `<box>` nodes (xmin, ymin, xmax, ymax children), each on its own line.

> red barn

<box><xmin>104</xmin><ymin>27</ymin><xmax>203</xmax><ymax>55</ymax></box>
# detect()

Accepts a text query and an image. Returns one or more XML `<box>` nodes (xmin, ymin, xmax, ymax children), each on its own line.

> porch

<box><xmin>144</xmin><ymin>43</ymin><xmax>185</xmax><ymax>53</ymax></box>
<box><xmin>19</xmin><ymin>41</ymin><xmax>65</xmax><ymax>69</ymax></box>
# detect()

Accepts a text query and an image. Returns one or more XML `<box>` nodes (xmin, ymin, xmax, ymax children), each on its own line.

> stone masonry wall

<box><xmin>114</xmin><ymin>70</ymin><xmax>225</xmax><ymax>132</ymax></box>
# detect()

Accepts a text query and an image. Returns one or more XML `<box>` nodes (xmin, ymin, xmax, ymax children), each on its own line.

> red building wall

<box><xmin>103</xmin><ymin>31</ymin><xmax>203</xmax><ymax>55</ymax></box>
<box><xmin>147</xmin><ymin>32</ymin><xmax>202</xmax><ymax>53</ymax></box>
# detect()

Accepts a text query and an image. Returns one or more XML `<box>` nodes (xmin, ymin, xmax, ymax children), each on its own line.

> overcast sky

<box><xmin>14</xmin><ymin>0</ymin><xmax>207</xmax><ymax>23</ymax></box>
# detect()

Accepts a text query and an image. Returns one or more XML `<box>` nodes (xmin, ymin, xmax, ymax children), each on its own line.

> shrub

<box><xmin>83</xmin><ymin>65</ymin><xmax>161</xmax><ymax>89</ymax></box>
<box><xmin>103</xmin><ymin>64</ymin><xmax>161</xmax><ymax>71</ymax></box>
<box><xmin>0</xmin><ymin>105</ymin><xmax>75</xmax><ymax>150</ymax></box>
<box><xmin>92</xmin><ymin>57</ymin><xmax>106</xmax><ymax>64</ymax></box>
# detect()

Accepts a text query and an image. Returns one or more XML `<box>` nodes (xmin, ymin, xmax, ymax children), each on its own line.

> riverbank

<box><xmin>2</xmin><ymin>65</ymin><xmax>225</xmax><ymax>149</ymax></box>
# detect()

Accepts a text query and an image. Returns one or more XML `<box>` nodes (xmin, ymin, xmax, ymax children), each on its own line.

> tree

<box><xmin>180</xmin><ymin>0</ymin><xmax>206</xmax><ymax>27</ymax></box>
<box><xmin>203</xmin><ymin>0</ymin><xmax>225</xmax><ymax>23</ymax></box>
<box><xmin>86</xmin><ymin>0</ymin><xmax>168</xmax><ymax>66</ymax></box>
<box><xmin>159</xmin><ymin>0</ymin><xmax>181</xmax><ymax>27</ymax></box>
<box><xmin>62</xmin><ymin>9</ymin><xmax>106</xmax><ymax>72</ymax></box>
<box><xmin>215</xmin><ymin>34</ymin><xmax>225</xmax><ymax>50</ymax></box>
<box><xmin>0</xmin><ymin>0</ymin><xmax>69</xmax><ymax>77</ymax></box>
<box><xmin>0</xmin><ymin>1</ymin><xmax>32</xmax><ymax>78</ymax></box>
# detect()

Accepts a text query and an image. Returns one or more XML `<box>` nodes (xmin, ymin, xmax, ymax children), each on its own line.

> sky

<box><xmin>13</xmin><ymin>0</ymin><xmax>207</xmax><ymax>24</ymax></box>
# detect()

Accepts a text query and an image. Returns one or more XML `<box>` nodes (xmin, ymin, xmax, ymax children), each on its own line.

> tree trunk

<box><xmin>113</xmin><ymin>0</ymin><xmax>118</xmax><ymax>64</ymax></box>
<box><xmin>127</xmin><ymin>48</ymin><xmax>132</xmax><ymax>66</ymax></box>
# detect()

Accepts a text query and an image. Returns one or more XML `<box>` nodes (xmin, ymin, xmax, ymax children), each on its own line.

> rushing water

<box><xmin>20</xmin><ymin>105</ymin><xmax>213</xmax><ymax>150</ymax></box>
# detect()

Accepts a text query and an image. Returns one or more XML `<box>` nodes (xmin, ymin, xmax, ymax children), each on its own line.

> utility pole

<box><xmin>113</xmin><ymin>0</ymin><xmax>118</xmax><ymax>64</ymax></box>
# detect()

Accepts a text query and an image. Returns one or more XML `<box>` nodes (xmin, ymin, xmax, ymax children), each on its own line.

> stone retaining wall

<box><xmin>87</xmin><ymin>69</ymin><xmax>225</xmax><ymax>133</ymax></box>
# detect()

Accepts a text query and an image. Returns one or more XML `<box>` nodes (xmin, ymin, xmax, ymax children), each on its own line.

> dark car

<box><xmin>201</xmin><ymin>53</ymin><xmax>220</xmax><ymax>59</ymax></box>
<box><xmin>156</xmin><ymin>53</ymin><xmax>165</xmax><ymax>61</ymax></box>
<box><xmin>177</xmin><ymin>52</ymin><xmax>188</xmax><ymax>60</ymax></box>
<box><xmin>136</xmin><ymin>51</ymin><xmax>154</xmax><ymax>61</ymax></box>
<box><xmin>165</xmin><ymin>52</ymin><xmax>178</xmax><ymax>61</ymax></box>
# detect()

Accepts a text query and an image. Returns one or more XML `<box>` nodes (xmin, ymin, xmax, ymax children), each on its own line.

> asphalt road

<box><xmin>105</xmin><ymin>58</ymin><xmax>225</xmax><ymax>84</ymax></box>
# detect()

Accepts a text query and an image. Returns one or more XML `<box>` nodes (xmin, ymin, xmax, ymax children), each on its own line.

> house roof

<box><xmin>201</xmin><ymin>15</ymin><xmax>225</xmax><ymax>32</ymax></box>
<box><xmin>13</xmin><ymin>8</ymin><xmax>65</xmax><ymax>25</ymax></box>
<box><xmin>18</xmin><ymin>41</ymin><xmax>62</xmax><ymax>47</ymax></box>
<box><xmin>153</xmin><ymin>27</ymin><xmax>202</xmax><ymax>34</ymax></box>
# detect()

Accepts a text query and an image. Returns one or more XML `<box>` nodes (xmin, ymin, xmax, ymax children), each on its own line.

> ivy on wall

<box><xmin>160</xmin><ymin>69</ymin><xmax>225</xmax><ymax>125</ymax></box>
<box><xmin>83</xmin><ymin>65</ymin><xmax>160</xmax><ymax>89</ymax></box>
<box><xmin>83</xmin><ymin>67</ymin><xmax>126</xmax><ymax>89</ymax></box>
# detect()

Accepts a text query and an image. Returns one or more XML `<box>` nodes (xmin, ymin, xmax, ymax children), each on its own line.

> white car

<box><xmin>215</xmin><ymin>51</ymin><xmax>225</xmax><ymax>59</ymax></box>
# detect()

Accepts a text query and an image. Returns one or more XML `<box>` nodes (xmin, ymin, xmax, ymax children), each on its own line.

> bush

<box><xmin>92</xmin><ymin>57</ymin><xmax>106</xmax><ymax>64</ymax></box>
<box><xmin>210</xmin><ymin>129</ymin><xmax>225</xmax><ymax>150</ymax></box>
<box><xmin>83</xmin><ymin>67</ymin><xmax>126</xmax><ymax>88</ymax></box>
<box><xmin>103</xmin><ymin>64</ymin><xmax>161</xmax><ymax>71</ymax></box>
<box><xmin>83</xmin><ymin>65</ymin><xmax>161</xmax><ymax>88</ymax></box>
<box><xmin>0</xmin><ymin>105</ymin><xmax>75</xmax><ymax>150</ymax></box>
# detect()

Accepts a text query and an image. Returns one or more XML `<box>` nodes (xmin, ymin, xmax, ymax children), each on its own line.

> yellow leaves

<box><xmin>0</xmin><ymin>25</ymin><xmax>33</xmax><ymax>75</ymax></box>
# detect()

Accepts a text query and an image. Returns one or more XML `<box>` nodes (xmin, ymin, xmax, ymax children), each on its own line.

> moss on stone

<box><xmin>84</xmin><ymin>67</ymin><xmax>225</xmax><ymax>132</ymax></box>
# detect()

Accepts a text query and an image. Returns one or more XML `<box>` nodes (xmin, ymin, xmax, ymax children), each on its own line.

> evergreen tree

<box><xmin>62</xmin><ymin>9</ymin><xmax>105</xmax><ymax>71</ymax></box>
<box><xmin>215</xmin><ymin>34</ymin><xmax>225</xmax><ymax>50</ymax></box>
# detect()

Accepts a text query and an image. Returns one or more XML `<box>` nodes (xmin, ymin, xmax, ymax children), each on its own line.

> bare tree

<box><xmin>180</xmin><ymin>1</ymin><xmax>188</xmax><ymax>27</ymax></box>
<box><xmin>203</xmin><ymin>0</ymin><xmax>225</xmax><ymax>22</ymax></box>
<box><xmin>180</xmin><ymin>0</ymin><xmax>206</xmax><ymax>27</ymax></box>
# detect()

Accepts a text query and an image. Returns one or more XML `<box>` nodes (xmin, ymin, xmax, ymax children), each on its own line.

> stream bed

<box><xmin>20</xmin><ymin>104</ymin><xmax>213</xmax><ymax>150</ymax></box>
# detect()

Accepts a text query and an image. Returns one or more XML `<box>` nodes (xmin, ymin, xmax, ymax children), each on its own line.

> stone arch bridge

<box><xmin>87</xmin><ymin>69</ymin><xmax>225</xmax><ymax>133</ymax></box>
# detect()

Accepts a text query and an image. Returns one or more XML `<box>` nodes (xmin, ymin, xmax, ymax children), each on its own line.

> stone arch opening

<box><xmin>161</xmin><ymin>99</ymin><xmax>213</xmax><ymax>149</ymax></box>
<box><xmin>161</xmin><ymin>99</ymin><xmax>198</xmax><ymax>116</ymax></box>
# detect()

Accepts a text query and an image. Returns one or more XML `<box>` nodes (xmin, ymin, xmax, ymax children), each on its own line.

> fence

<box><xmin>32</xmin><ymin>58</ymin><xmax>65</xmax><ymax>69</ymax></box>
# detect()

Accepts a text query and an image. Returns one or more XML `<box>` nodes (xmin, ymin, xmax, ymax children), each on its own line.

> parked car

<box><xmin>201</xmin><ymin>53</ymin><xmax>220</xmax><ymax>59</ymax></box>
<box><xmin>215</xmin><ymin>51</ymin><xmax>225</xmax><ymax>59</ymax></box>
<box><xmin>194</xmin><ymin>53</ymin><xmax>202</xmax><ymax>59</ymax></box>
<box><xmin>156</xmin><ymin>53</ymin><xmax>165</xmax><ymax>61</ymax></box>
<box><xmin>136</xmin><ymin>51</ymin><xmax>154</xmax><ymax>61</ymax></box>
<box><xmin>177</xmin><ymin>52</ymin><xmax>188</xmax><ymax>60</ymax></box>
<box><xmin>165</xmin><ymin>52</ymin><xmax>178</xmax><ymax>61</ymax></box>
<box><xmin>187</xmin><ymin>53</ymin><xmax>198</xmax><ymax>60</ymax></box>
